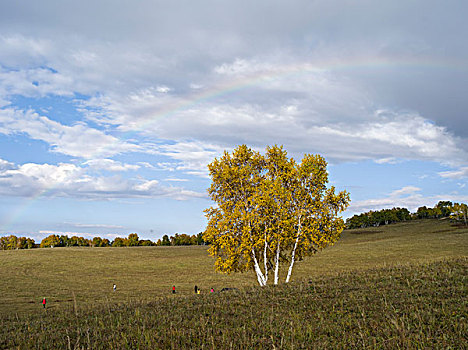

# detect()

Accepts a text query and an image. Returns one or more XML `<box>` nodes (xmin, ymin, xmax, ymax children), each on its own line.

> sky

<box><xmin>0</xmin><ymin>0</ymin><xmax>467</xmax><ymax>242</ymax></box>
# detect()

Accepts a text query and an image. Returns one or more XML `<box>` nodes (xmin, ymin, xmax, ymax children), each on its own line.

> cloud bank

<box><xmin>0</xmin><ymin>158</ymin><xmax>205</xmax><ymax>200</ymax></box>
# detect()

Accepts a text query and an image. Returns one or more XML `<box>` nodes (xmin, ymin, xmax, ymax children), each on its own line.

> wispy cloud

<box><xmin>0</xmin><ymin>108</ymin><xmax>139</xmax><ymax>158</ymax></box>
<box><xmin>83</xmin><ymin>159</ymin><xmax>140</xmax><ymax>172</ymax></box>
<box><xmin>347</xmin><ymin>186</ymin><xmax>468</xmax><ymax>216</ymax></box>
<box><xmin>347</xmin><ymin>186</ymin><xmax>424</xmax><ymax>214</ymax></box>
<box><xmin>439</xmin><ymin>167</ymin><xmax>468</xmax><ymax>179</ymax></box>
<box><xmin>63</xmin><ymin>222</ymin><xmax>125</xmax><ymax>229</ymax></box>
<box><xmin>39</xmin><ymin>230</ymin><xmax>108</xmax><ymax>237</ymax></box>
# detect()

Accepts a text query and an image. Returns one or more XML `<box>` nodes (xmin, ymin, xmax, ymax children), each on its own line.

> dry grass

<box><xmin>1</xmin><ymin>219</ymin><xmax>466</xmax><ymax>316</ymax></box>
<box><xmin>0</xmin><ymin>219</ymin><xmax>467</xmax><ymax>348</ymax></box>
<box><xmin>1</xmin><ymin>258</ymin><xmax>466</xmax><ymax>349</ymax></box>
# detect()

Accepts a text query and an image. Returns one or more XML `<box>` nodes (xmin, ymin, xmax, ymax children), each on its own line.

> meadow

<box><xmin>0</xmin><ymin>219</ymin><xmax>467</xmax><ymax>348</ymax></box>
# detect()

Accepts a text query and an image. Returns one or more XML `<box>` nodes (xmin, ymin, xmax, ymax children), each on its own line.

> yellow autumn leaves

<box><xmin>204</xmin><ymin>145</ymin><xmax>350</xmax><ymax>285</ymax></box>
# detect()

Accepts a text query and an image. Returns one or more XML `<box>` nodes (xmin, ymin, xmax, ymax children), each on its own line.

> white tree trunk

<box><xmin>285</xmin><ymin>234</ymin><xmax>299</xmax><ymax>283</ymax></box>
<box><xmin>263</xmin><ymin>231</ymin><xmax>269</xmax><ymax>284</ymax></box>
<box><xmin>274</xmin><ymin>240</ymin><xmax>280</xmax><ymax>285</ymax></box>
<box><xmin>252</xmin><ymin>248</ymin><xmax>266</xmax><ymax>286</ymax></box>
<box><xmin>286</xmin><ymin>218</ymin><xmax>302</xmax><ymax>283</ymax></box>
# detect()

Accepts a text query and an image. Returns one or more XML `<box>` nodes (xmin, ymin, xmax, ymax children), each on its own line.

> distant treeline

<box><xmin>0</xmin><ymin>236</ymin><xmax>35</xmax><ymax>250</ymax></box>
<box><xmin>0</xmin><ymin>232</ymin><xmax>206</xmax><ymax>251</ymax></box>
<box><xmin>2</xmin><ymin>201</ymin><xmax>467</xmax><ymax>250</ymax></box>
<box><xmin>346</xmin><ymin>201</ymin><xmax>467</xmax><ymax>229</ymax></box>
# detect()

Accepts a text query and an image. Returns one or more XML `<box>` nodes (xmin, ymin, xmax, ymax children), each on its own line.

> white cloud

<box><xmin>0</xmin><ymin>66</ymin><xmax>74</xmax><ymax>98</ymax></box>
<box><xmin>0</xmin><ymin>35</ymin><xmax>52</xmax><ymax>68</ymax></box>
<box><xmin>359</xmin><ymin>111</ymin><xmax>460</xmax><ymax>161</ymax></box>
<box><xmin>156</xmin><ymin>86</ymin><xmax>171</xmax><ymax>93</ymax></box>
<box><xmin>137</xmin><ymin>162</ymin><xmax>157</xmax><ymax>169</ymax></box>
<box><xmin>142</xmin><ymin>141</ymin><xmax>224</xmax><ymax>178</ymax></box>
<box><xmin>39</xmin><ymin>230</ymin><xmax>100</xmax><ymax>236</ymax></box>
<box><xmin>214</xmin><ymin>58</ymin><xmax>277</xmax><ymax>76</ymax></box>
<box><xmin>83</xmin><ymin>159</ymin><xmax>140</xmax><ymax>172</ymax></box>
<box><xmin>347</xmin><ymin>186</ymin><xmax>424</xmax><ymax>214</ymax></box>
<box><xmin>0</xmin><ymin>158</ymin><xmax>15</xmax><ymax>171</ymax></box>
<box><xmin>347</xmin><ymin>186</ymin><xmax>468</xmax><ymax>215</ymax></box>
<box><xmin>64</xmin><ymin>223</ymin><xmax>124</xmax><ymax>229</ymax></box>
<box><xmin>0</xmin><ymin>159</ymin><xmax>205</xmax><ymax>200</ymax></box>
<box><xmin>439</xmin><ymin>167</ymin><xmax>468</xmax><ymax>179</ymax></box>
<box><xmin>165</xmin><ymin>178</ymin><xmax>189</xmax><ymax>182</ymax></box>
<box><xmin>0</xmin><ymin>34</ymin><xmax>176</xmax><ymax>103</ymax></box>
<box><xmin>1</xmin><ymin>28</ymin><xmax>466</xmax><ymax>172</ymax></box>
<box><xmin>374</xmin><ymin>157</ymin><xmax>399</xmax><ymax>164</ymax></box>
<box><xmin>390</xmin><ymin>186</ymin><xmax>421</xmax><ymax>197</ymax></box>
<box><xmin>151</xmin><ymin>103</ymin><xmax>466</xmax><ymax>167</ymax></box>
<box><xmin>37</xmin><ymin>230</ymin><xmax>130</xmax><ymax>239</ymax></box>
<box><xmin>71</xmin><ymin>53</ymin><xmax>467</xmax><ymax>171</ymax></box>
<box><xmin>0</xmin><ymin>108</ymin><xmax>139</xmax><ymax>158</ymax></box>
<box><xmin>190</xmin><ymin>83</ymin><xmax>203</xmax><ymax>90</ymax></box>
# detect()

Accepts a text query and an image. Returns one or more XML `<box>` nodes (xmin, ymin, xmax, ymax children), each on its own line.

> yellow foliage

<box><xmin>203</xmin><ymin>145</ymin><xmax>350</xmax><ymax>284</ymax></box>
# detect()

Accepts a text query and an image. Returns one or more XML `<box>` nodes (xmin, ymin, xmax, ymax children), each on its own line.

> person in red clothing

<box><xmin>42</xmin><ymin>297</ymin><xmax>46</xmax><ymax>309</ymax></box>
<box><xmin>172</xmin><ymin>285</ymin><xmax>176</xmax><ymax>294</ymax></box>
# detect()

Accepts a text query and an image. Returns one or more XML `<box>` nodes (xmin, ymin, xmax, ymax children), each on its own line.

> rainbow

<box><xmin>2</xmin><ymin>55</ymin><xmax>466</xmax><ymax>234</ymax></box>
<box><xmin>1</xmin><ymin>187</ymin><xmax>55</xmax><ymax>235</ymax></box>
<box><xmin>129</xmin><ymin>55</ymin><xmax>468</xmax><ymax>131</ymax></box>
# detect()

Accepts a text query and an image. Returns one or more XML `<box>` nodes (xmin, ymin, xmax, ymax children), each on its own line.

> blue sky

<box><xmin>1</xmin><ymin>1</ymin><xmax>467</xmax><ymax>241</ymax></box>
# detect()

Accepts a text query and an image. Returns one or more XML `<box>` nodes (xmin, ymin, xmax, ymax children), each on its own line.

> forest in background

<box><xmin>1</xmin><ymin>200</ymin><xmax>466</xmax><ymax>250</ymax></box>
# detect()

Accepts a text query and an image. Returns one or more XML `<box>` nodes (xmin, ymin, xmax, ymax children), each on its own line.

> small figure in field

<box><xmin>172</xmin><ymin>285</ymin><xmax>176</xmax><ymax>294</ymax></box>
<box><xmin>197</xmin><ymin>288</ymin><xmax>201</xmax><ymax>294</ymax></box>
<box><xmin>194</xmin><ymin>285</ymin><xmax>198</xmax><ymax>294</ymax></box>
<box><xmin>210</xmin><ymin>288</ymin><xmax>214</xmax><ymax>293</ymax></box>
<box><xmin>113</xmin><ymin>284</ymin><xmax>116</xmax><ymax>292</ymax></box>
<box><xmin>42</xmin><ymin>297</ymin><xmax>46</xmax><ymax>309</ymax></box>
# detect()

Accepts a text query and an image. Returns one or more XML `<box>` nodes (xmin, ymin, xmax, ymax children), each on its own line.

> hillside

<box><xmin>1</xmin><ymin>258</ymin><xmax>466</xmax><ymax>349</ymax></box>
<box><xmin>0</xmin><ymin>219</ymin><xmax>466</xmax><ymax>317</ymax></box>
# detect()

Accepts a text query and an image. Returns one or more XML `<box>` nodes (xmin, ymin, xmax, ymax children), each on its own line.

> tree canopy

<box><xmin>203</xmin><ymin>145</ymin><xmax>350</xmax><ymax>286</ymax></box>
<box><xmin>450</xmin><ymin>202</ymin><xmax>467</xmax><ymax>225</ymax></box>
<box><xmin>346</xmin><ymin>201</ymin><xmax>456</xmax><ymax>229</ymax></box>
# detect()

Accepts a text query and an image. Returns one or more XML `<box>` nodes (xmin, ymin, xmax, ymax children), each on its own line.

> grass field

<box><xmin>0</xmin><ymin>219</ymin><xmax>467</xmax><ymax>348</ymax></box>
<box><xmin>1</xmin><ymin>219</ymin><xmax>467</xmax><ymax>317</ymax></box>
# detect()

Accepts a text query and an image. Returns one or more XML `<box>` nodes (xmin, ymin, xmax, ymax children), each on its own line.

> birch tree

<box><xmin>204</xmin><ymin>145</ymin><xmax>350</xmax><ymax>286</ymax></box>
<box><xmin>450</xmin><ymin>202</ymin><xmax>468</xmax><ymax>225</ymax></box>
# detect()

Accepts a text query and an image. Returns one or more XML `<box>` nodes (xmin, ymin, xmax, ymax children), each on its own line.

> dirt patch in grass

<box><xmin>431</xmin><ymin>229</ymin><xmax>457</xmax><ymax>233</ymax></box>
<box><xmin>451</xmin><ymin>223</ymin><xmax>468</xmax><ymax>228</ymax></box>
